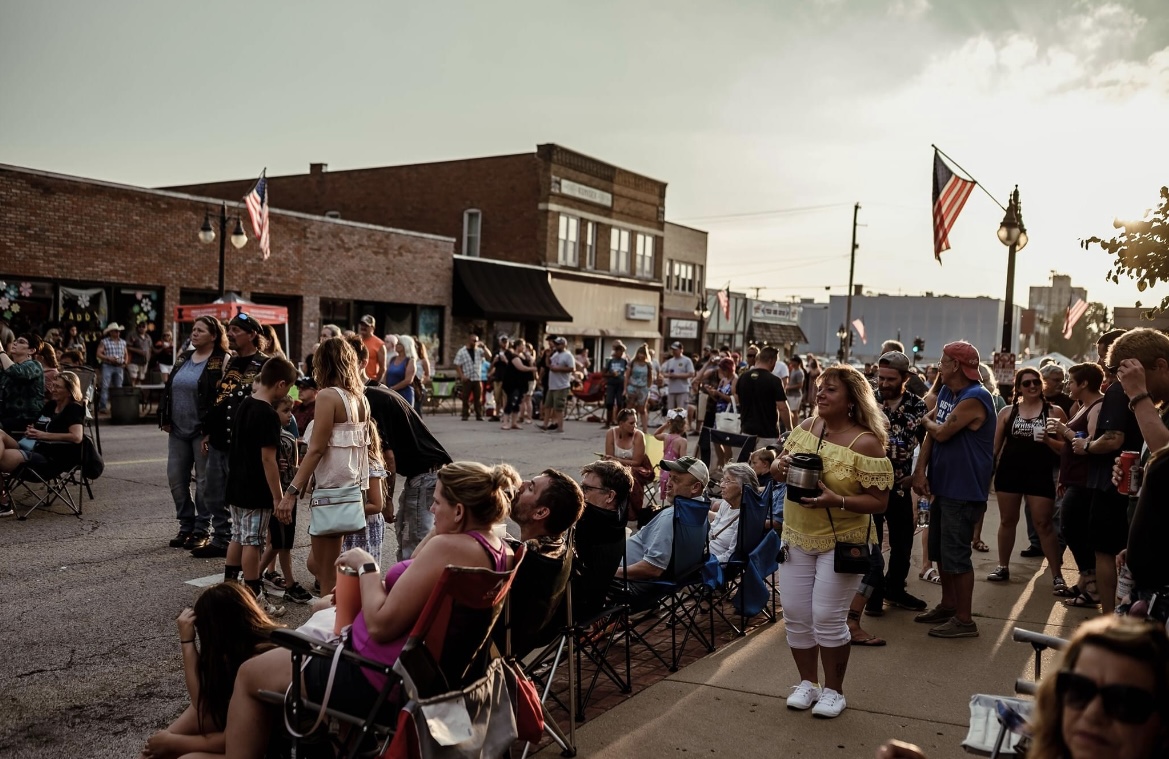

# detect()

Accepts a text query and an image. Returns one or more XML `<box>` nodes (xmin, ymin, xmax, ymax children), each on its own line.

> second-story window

<box><xmin>610</xmin><ymin>227</ymin><xmax>630</xmax><ymax>274</ymax></box>
<box><xmin>462</xmin><ymin>209</ymin><xmax>481</xmax><ymax>257</ymax></box>
<box><xmin>558</xmin><ymin>214</ymin><xmax>579</xmax><ymax>266</ymax></box>
<box><xmin>584</xmin><ymin>221</ymin><xmax>596</xmax><ymax>270</ymax></box>
<box><xmin>635</xmin><ymin>233</ymin><xmax>655</xmax><ymax>278</ymax></box>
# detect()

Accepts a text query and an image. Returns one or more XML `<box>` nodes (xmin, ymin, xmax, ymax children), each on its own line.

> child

<box><xmin>259</xmin><ymin>395</ymin><xmax>313</xmax><ymax>603</ymax></box>
<box><xmin>340</xmin><ymin>424</ymin><xmax>388</xmax><ymax>564</ymax></box>
<box><xmin>224</xmin><ymin>357</ymin><xmax>298</xmax><ymax>615</ymax></box>
<box><xmin>749</xmin><ymin>447</ymin><xmax>786</xmax><ymax>531</ymax></box>
<box><xmin>653</xmin><ymin>408</ymin><xmax>688</xmax><ymax>503</ymax></box>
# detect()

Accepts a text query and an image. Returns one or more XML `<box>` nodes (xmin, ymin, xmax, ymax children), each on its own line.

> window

<box><xmin>635</xmin><ymin>233</ymin><xmax>655</xmax><ymax>278</ymax></box>
<box><xmin>462</xmin><ymin>209</ymin><xmax>481</xmax><ymax>257</ymax></box>
<box><xmin>584</xmin><ymin>221</ymin><xmax>596</xmax><ymax>270</ymax></box>
<box><xmin>558</xmin><ymin>214</ymin><xmax>579</xmax><ymax>266</ymax></box>
<box><xmin>610</xmin><ymin>227</ymin><xmax>630</xmax><ymax>274</ymax></box>
<box><xmin>695</xmin><ymin>264</ymin><xmax>704</xmax><ymax>295</ymax></box>
<box><xmin>670</xmin><ymin>260</ymin><xmax>696</xmax><ymax>294</ymax></box>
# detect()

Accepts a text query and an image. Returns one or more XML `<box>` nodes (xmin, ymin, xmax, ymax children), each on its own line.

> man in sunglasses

<box><xmin>193</xmin><ymin>313</ymin><xmax>269</xmax><ymax>558</ymax></box>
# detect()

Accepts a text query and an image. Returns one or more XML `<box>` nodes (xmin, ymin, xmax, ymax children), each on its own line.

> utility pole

<box><xmin>843</xmin><ymin>202</ymin><xmax>860</xmax><ymax>364</ymax></box>
<box><xmin>749</xmin><ymin>287</ymin><xmax>762</xmax><ymax>299</ymax></box>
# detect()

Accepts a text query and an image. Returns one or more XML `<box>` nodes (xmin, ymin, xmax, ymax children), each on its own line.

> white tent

<box><xmin>1020</xmin><ymin>352</ymin><xmax>1078</xmax><ymax>369</ymax></box>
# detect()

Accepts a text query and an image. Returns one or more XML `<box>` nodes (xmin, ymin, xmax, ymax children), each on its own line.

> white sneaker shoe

<box><xmin>260</xmin><ymin>592</ymin><xmax>287</xmax><ymax>618</ymax></box>
<box><xmin>786</xmin><ymin>680</ymin><xmax>822</xmax><ymax>710</ymax></box>
<box><xmin>812</xmin><ymin>688</ymin><xmax>846</xmax><ymax>718</ymax></box>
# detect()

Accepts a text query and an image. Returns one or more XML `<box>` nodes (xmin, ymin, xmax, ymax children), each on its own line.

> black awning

<box><xmin>452</xmin><ymin>258</ymin><xmax>572</xmax><ymax>322</ymax></box>
<box><xmin>750</xmin><ymin>322</ymin><xmax>807</xmax><ymax>345</ymax></box>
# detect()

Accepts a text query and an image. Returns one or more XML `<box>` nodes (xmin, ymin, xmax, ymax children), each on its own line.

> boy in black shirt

<box><xmin>225</xmin><ymin>357</ymin><xmax>297</xmax><ymax>606</ymax></box>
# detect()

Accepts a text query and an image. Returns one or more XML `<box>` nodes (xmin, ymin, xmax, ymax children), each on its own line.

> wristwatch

<box><xmin>358</xmin><ymin>562</ymin><xmax>380</xmax><ymax>577</ymax></box>
<box><xmin>285</xmin><ymin>483</ymin><xmax>300</xmax><ymax>496</ymax></box>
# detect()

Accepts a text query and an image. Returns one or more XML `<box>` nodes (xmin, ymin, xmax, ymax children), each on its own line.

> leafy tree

<box><xmin>1045</xmin><ymin>301</ymin><xmax>1110</xmax><ymax>360</ymax></box>
<box><xmin>1082</xmin><ymin>186</ymin><xmax>1169</xmax><ymax>315</ymax></box>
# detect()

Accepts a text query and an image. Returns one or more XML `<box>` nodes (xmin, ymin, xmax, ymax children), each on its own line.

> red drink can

<box><xmin>334</xmin><ymin>566</ymin><xmax>361</xmax><ymax>634</ymax></box>
<box><xmin>1118</xmin><ymin>451</ymin><xmax>1140</xmax><ymax>495</ymax></box>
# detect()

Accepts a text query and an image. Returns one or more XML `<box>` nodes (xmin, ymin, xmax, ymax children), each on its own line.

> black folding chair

<box><xmin>9</xmin><ymin>438</ymin><xmax>88</xmax><ymax>519</ymax></box>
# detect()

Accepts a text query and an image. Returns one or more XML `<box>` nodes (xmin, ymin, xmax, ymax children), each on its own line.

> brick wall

<box><xmin>0</xmin><ymin>166</ymin><xmax>454</xmax><ymax>360</ymax></box>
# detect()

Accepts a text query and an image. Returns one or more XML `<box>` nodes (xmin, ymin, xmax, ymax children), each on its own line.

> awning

<box><xmin>452</xmin><ymin>258</ymin><xmax>572</xmax><ymax>322</ymax></box>
<box><xmin>750</xmin><ymin>322</ymin><xmax>807</xmax><ymax>345</ymax></box>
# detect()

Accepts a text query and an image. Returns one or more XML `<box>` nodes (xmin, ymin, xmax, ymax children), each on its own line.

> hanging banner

<box><xmin>58</xmin><ymin>286</ymin><xmax>108</xmax><ymax>340</ymax></box>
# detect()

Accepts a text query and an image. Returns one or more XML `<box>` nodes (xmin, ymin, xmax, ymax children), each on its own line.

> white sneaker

<box><xmin>260</xmin><ymin>592</ymin><xmax>286</xmax><ymax>618</ymax></box>
<box><xmin>786</xmin><ymin>680</ymin><xmax>821</xmax><ymax>710</ymax></box>
<box><xmin>812</xmin><ymin>688</ymin><xmax>846</xmax><ymax>718</ymax></box>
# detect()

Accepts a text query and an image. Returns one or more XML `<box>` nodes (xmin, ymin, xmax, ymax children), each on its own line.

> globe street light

<box><xmin>694</xmin><ymin>296</ymin><xmax>712</xmax><ymax>349</ymax></box>
<box><xmin>998</xmin><ymin>186</ymin><xmax>1028</xmax><ymax>353</ymax></box>
<box><xmin>199</xmin><ymin>201</ymin><xmax>248</xmax><ymax>298</ymax></box>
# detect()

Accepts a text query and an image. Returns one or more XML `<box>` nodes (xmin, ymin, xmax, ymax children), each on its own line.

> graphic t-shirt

<box><xmin>662</xmin><ymin>356</ymin><xmax>695</xmax><ymax>395</ymax></box>
<box><xmin>604</xmin><ymin>356</ymin><xmax>629</xmax><ymax>386</ymax></box>
<box><xmin>227</xmin><ymin>396</ymin><xmax>282</xmax><ymax>509</ymax></box>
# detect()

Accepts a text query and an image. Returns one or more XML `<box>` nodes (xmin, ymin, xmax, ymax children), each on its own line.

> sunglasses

<box><xmin>1057</xmin><ymin>671</ymin><xmax>1161</xmax><ymax>724</ymax></box>
<box><xmin>1019</xmin><ymin>379</ymin><xmax>1042</xmax><ymax>388</ymax></box>
<box><xmin>579</xmin><ymin>484</ymin><xmax>612</xmax><ymax>494</ymax></box>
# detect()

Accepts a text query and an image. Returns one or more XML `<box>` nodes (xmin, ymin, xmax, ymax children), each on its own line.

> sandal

<box><xmin>1052</xmin><ymin>577</ymin><xmax>1075</xmax><ymax>597</ymax></box>
<box><xmin>1064</xmin><ymin>593</ymin><xmax>1100</xmax><ymax>608</ymax></box>
<box><xmin>972</xmin><ymin>541</ymin><xmax>989</xmax><ymax>552</ymax></box>
<box><xmin>919</xmin><ymin>567</ymin><xmax>941</xmax><ymax>584</ymax></box>
<box><xmin>850</xmin><ymin>633</ymin><xmax>887</xmax><ymax>647</ymax></box>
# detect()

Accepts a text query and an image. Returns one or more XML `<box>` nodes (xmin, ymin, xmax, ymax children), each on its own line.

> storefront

<box><xmin>450</xmin><ymin>256</ymin><xmax>572</xmax><ymax>352</ymax></box>
<box><xmin>747</xmin><ymin>300</ymin><xmax>807</xmax><ymax>358</ymax></box>
<box><xmin>664</xmin><ymin>314</ymin><xmax>701</xmax><ymax>355</ymax></box>
<box><xmin>544</xmin><ymin>272</ymin><xmax>662</xmax><ymax>361</ymax></box>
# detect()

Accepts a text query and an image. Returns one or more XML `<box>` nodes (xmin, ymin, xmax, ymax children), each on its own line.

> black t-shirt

<box><xmin>1127</xmin><ymin>452</ymin><xmax>1169</xmax><ymax>590</ymax></box>
<box><xmin>603</xmin><ymin>356</ymin><xmax>629</xmax><ymax>386</ymax></box>
<box><xmin>365</xmin><ymin>381</ymin><xmax>451</xmax><ymax>479</ymax></box>
<box><xmin>32</xmin><ymin>401</ymin><xmax>85</xmax><ymax>468</ymax></box>
<box><xmin>735</xmin><ymin>368</ymin><xmax>788</xmax><ymax>437</ymax></box>
<box><xmin>227</xmin><ymin>396</ymin><xmax>282</xmax><ymax>509</ymax></box>
<box><xmin>1088</xmin><ymin>383</ymin><xmax>1145</xmax><ymax>491</ymax></box>
<box><xmin>503</xmin><ymin>350</ymin><xmax>528</xmax><ymax>392</ymax></box>
<box><xmin>1045</xmin><ymin>391</ymin><xmax>1074</xmax><ymax>417</ymax></box>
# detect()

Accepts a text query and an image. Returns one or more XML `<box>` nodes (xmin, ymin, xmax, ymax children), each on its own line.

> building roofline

<box><xmin>0</xmin><ymin>163</ymin><xmax>455</xmax><ymax>243</ymax></box>
<box><xmin>664</xmin><ymin>220</ymin><xmax>709</xmax><ymax>234</ymax></box>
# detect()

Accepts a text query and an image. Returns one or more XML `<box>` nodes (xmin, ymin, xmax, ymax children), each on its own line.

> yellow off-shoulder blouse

<box><xmin>781</xmin><ymin>426</ymin><xmax>894</xmax><ymax>552</ymax></box>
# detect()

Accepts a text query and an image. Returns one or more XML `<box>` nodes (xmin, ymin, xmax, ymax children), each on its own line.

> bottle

<box><xmin>917</xmin><ymin>497</ymin><xmax>930</xmax><ymax>526</ymax></box>
<box><xmin>1116</xmin><ymin>563</ymin><xmax>1135</xmax><ymax>612</ymax></box>
<box><xmin>333</xmin><ymin>566</ymin><xmax>361</xmax><ymax>634</ymax></box>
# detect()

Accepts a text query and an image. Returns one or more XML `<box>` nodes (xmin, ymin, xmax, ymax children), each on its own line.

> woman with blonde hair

<box><xmin>772</xmin><ymin>365</ymin><xmax>893</xmax><ymax>718</ymax></box>
<box><xmin>223</xmin><ymin>461</ymin><xmax>521</xmax><ymax>759</ymax></box>
<box><xmin>385</xmin><ymin>334</ymin><xmax>417</xmax><ymax>407</ymax></box>
<box><xmin>277</xmin><ymin>337</ymin><xmax>370</xmax><ymax>596</ymax></box>
<box><xmin>624</xmin><ymin>344</ymin><xmax>654</xmax><ymax>430</ymax></box>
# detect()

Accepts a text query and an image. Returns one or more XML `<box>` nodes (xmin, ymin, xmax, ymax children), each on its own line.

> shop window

<box><xmin>418</xmin><ymin>306</ymin><xmax>444</xmax><ymax>364</ymax></box>
<box><xmin>558</xmin><ymin>214</ymin><xmax>579</xmax><ymax>267</ymax></box>
<box><xmin>463</xmin><ymin>209</ymin><xmax>481</xmax><ymax>257</ymax></box>
<box><xmin>58</xmin><ymin>284</ymin><xmax>109</xmax><ymax>342</ymax></box>
<box><xmin>670</xmin><ymin>261</ymin><xmax>695</xmax><ymax>294</ymax></box>
<box><xmin>320</xmin><ymin>298</ymin><xmax>351</xmax><ymax>331</ymax></box>
<box><xmin>115</xmin><ymin>288</ymin><xmax>161</xmax><ymax>337</ymax></box>
<box><xmin>610</xmin><ymin>228</ymin><xmax>630</xmax><ymax>274</ymax></box>
<box><xmin>635</xmin><ymin>233</ymin><xmax>655</xmax><ymax>279</ymax></box>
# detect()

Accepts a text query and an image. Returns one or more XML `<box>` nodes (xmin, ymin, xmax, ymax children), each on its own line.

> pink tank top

<box><xmin>350</xmin><ymin>530</ymin><xmax>509</xmax><ymax>689</ymax></box>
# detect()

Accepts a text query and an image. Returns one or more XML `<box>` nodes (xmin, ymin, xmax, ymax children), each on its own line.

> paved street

<box><xmin>0</xmin><ymin>412</ymin><xmax>1086</xmax><ymax>758</ymax></box>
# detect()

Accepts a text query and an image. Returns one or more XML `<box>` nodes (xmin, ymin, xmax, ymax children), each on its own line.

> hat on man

<box><xmin>295</xmin><ymin>376</ymin><xmax>317</xmax><ymax>389</ymax></box>
<box><xmin>878</xmin><ymin>351</ymin><xmax>911</xmax><ymax>373</ymax></box>
<box><xmin>942</xmin><ymin>341</ymin><xmax>982</xmax><ymax>382</ymax></box>
<box><xmin>670</xmin><ymin>341</ymin><xmax>683</xmax><ymax>349</ymax></box>
<box><xmin>359</xmin><ymin>314</ymin><xmax>376</xmax><ymax>327</ymax></box>
<box><xmin>554</xmin><ymin>336</ymin><xmax>567</xmax><ymax>346</ymax></box>
<box><xmin>103</xmin><ymin>322</ymin><xmax>124</xmax><ymax>334</ymax></box>
<box><xmin>228</xmin><ymin>313</ymin><xmax>264</xmax><ymax>334</ymax></box>
<box><xmin>659</xmin><ymin>455</ymin><xmax>710</xmax><ymax>486</ymax></box>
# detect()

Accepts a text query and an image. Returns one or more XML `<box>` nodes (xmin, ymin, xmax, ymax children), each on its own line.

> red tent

<box><xmin>171</xmin><ymin>293</ymin><xmax>290</xmax><ymax>363</ymax></box>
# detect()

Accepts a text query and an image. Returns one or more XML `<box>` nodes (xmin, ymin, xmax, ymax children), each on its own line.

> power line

<box><xmin>674</xmin><ymin>203</ymin><xmax>851</xmax><ymax>223</ymax></box>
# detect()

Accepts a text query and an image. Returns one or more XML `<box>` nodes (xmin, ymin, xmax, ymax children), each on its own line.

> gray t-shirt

<box><xmin>662</xmin><ymin>356</ymin><xmax>695</xmax><ymax>395</ymax></box>
<box><xmin>787</xmin><ymin>368</ymin><xmax>805</xmax><ymax>397</ymax></box>
<box><xmin>548</xmin><ymin>349</ymin><xmax>575</xmax><ymax>391</ymax></box>
<box><xmin>169</xmin><ymin>355</ymin><xmax>208</xmax><ymax>438</ymax></box>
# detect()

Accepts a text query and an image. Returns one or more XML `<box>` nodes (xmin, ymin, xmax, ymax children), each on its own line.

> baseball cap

<box><xmin>942</xmin><ymin>341</ymin><xmax>982</xmax><ymax>382</ymax></box>
<box><xmin>878</xmin><ymin>351</ymin><xmax>911</xmax><ymax>372</ymax></box>
<box><xmin>228</xmin><ymin>313</ymin><xmax>263</xmax><ymax>334</ymax></box>
<box><xmin>718</xmin><ymin>357</ymin><xmax>735</xmax><ymax>371</ymax></box>
<box><xmin>295</xmin><ymin>376</ymin><xmax>317</xmax><ymax>389</ymax></box>
<box><xmin>359</xmin><ymin>314</ymin><xmax>375</xmax><ymax>327</ymax></box>
<box><xmin>670</xmin><ymin>341</ymin><xmax>683</xmax><ymax>349</ymax></box>
<box><xmin>554</xmin><ymin>336</ymin><xmax>567</xmax><ymax>346</ymax></box>
<box><xmin>659</xmin><ymin>455</ymin><xmax>710</xmax><ymax>486</ymax></box>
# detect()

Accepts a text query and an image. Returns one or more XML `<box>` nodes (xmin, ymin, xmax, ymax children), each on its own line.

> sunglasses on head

<box><xmin>237</xmin><ymin>312</ymin><xmax>251</xmax><ymax>321</ymax></box>
<box><xmin>1057</xmin><ymin>671</ymin><xmax>1161</xmax><ymax>724</ymax></box>
<box><xmin>1019</xmin><ymin>379</ymin><xmax>1042</xmax><ymax>388</ymax></box>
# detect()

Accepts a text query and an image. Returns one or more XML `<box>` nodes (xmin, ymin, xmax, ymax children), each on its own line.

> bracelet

<box><xmin>1129</xmin><ymin>392</ymin><xmax>1152</xmax><ymax>411</ymax></box>
<box><xmin>180</xmin><ymin>639</ymin><xmax>195</xmax><ymax>644</ymax></box>
<box><xmin>841</xmin><ymin>495</ymin><xmax>846</xmax><ymax>511</ymax></box>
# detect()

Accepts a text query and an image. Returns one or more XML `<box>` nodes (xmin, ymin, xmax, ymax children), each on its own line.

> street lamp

<box><xmin>694</xmin><ymin>296</ymin><xmax>712</xmax><ymax>348</ymax></box>
<box><xmin>997</xmin><ymin>186</ymin><xmax>1028</xmax><ymax>353</ymax></box>
<box><xmin>836</xmin><ymin>323</ymin><xmax>849</xmax><ymax>362</ymax></box>
<box><xmin>199</xmin><ymin>201</ymin><xmax>248</xmax><ymax>298</ymax></box>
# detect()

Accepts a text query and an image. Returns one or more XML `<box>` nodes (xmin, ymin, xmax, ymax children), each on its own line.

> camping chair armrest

<box><xmin>269</xmin><ymin>629</ymin><xmax>397</xmax><ymax>679</ymax></box>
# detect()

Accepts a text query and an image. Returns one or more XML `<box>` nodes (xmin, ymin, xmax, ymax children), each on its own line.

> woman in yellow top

<box><xmin>772</xmin><ymin>365</ymin><xmax>893</xmax><ymax>719</ymax></box>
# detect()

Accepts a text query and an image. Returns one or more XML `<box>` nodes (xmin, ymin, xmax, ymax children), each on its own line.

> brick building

<box><xmin>167</xmin><ymin>144</ymin><xmax>678</xmax><ymax>361</ymax></box>
<box><xmin>0</xmin><ymin>164</ymin><xmax>454</xmax><ymax>364</ymax></box>
<box><xmin>661</xmin><ymin>223</ymin><xmax>708</xmax><ymax>354</ymax></box>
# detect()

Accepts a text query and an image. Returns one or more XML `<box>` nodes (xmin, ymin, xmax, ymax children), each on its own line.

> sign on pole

<box><xmin>992</xmin><ymin>352</ymin><xmax>1016</xmax><ymax>386</ymax></box>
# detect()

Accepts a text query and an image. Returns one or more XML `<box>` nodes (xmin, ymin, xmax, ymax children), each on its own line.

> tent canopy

<box><xmin>174</xmin><ymin>293</ymin><xmax>288</xmax><ymax>325</ymax></box>
<box><xmin>1020</xmin><ymin>351</ymin><xmax>1077</xmax><ymax>369</ymax></box>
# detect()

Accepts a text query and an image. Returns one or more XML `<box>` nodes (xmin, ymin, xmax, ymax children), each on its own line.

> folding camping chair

<box><xmin>707</xmin><ymin>483</ymin><xmax>779</xmax><ymax>636</ymax></box>
<box><xmin>565</xmin><ymin>373</ymin><xmax>606</xmax><ymax>421</ymax></box>
<box><xmin>641</xmin><ymin>432</ymin><xmax>664</xmax><ymax>509</ymax></box>
<box><xmin>7</xmin><ymin>433</ymin><xmax>95</xmax><ymax>520</ymax></box>
<box><xmin>264</xmin><ymin>546</ymin><xmax>525</xmax><ymax>759</ymax></box>
<box><xmin>71</xmin><ymin>365</ymin><xmax>102</xmax><ymax>455</ymax></box>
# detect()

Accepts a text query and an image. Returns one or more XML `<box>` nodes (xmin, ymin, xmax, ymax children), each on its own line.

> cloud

<box><xmin>888</xmin><ymin>0</ymin><xmax>931</xmax><ymax>20</ymax></box>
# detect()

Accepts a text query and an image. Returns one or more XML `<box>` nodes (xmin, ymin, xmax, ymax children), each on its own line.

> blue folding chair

<box><xmin>708</xmin><ymin>483</ymin><xmax>780</xmax><ymax>636</ymax></box>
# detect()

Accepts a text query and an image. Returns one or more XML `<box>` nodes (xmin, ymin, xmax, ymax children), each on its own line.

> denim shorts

<box><xmin>927</xmin><ymin>496</ymin><xmax>986</xmax><ymax>574</ymax></box>
<box><xmin>230</xmin><ymin>505</ymin><xmax>271</xmax><ymax>547</ymax></box>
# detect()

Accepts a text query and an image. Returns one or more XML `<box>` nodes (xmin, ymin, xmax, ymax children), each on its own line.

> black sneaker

<box><xmin>191</xmin><ymin>542</ymin><xmax>229</xmax><ymax>558</ymax></box>
<box><xmin>169</xmin><ymin>532</ymin><xmax>192</xmax><ymax>548</ymax></box>
<box><xmin>184</xmin><ymin>533</ymin><xmax>209</xmax><ymax>550</ymax></box>
<box><xmin>1020</xmin><ymin>546</ymin><xmax>1044</xmax><ymax>558</ymax></box>
<box><xmin>884</xmin><ymin>589</ymin><xmax>928</xmax><ymax>611</ymax></box>
<box><xmin>284</xmin><ymin>583</ymin><xmax>313</xmax><ymax>604</ymax></box>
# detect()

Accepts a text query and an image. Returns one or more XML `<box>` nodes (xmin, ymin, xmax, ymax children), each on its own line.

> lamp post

<box><xmin>836</xmin><ymin>323</ymin><xmax>848</xmax><ymax>362</ymax></box>
<box><xmin>997</xmin><ymin>186</ymin><xmax>1028</xmax><ymax>353</ymax></box>
<box><xmin>694</xmin><ymin>296</ymin><xmax>712</xmax><ymax>351</ymax></box>
<box><xmin>198</xmin><ymin>201</ymin><xmax>248</xmax><ymax>298</ymax></box>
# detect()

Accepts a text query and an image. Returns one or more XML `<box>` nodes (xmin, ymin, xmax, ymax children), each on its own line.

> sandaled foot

<box><xmin>1064</xmin><ymin>593</ymin><xmax>1100</xmax><ymax>609</ymax></box>
<box><xmin>919</xmin><ymin>567</ymin><xmax>941</xmax><ymax>584</ymax></box>
<box><xmin>1052</xmin><ymin>577</ymin><xmax>1075</xmax><ymax>597</ymax></box>
<box><xmin>972</xmin><ymin>540</ymin><xmax>989</xmax><ymax>552</ymax></box>
<box><xmin>850</xmin><ymin>633</ymin><xmax>887</xmax><ymax>646</ymax></box>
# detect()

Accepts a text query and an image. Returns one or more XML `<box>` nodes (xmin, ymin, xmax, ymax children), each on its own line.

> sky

<box><xmin>2</xmin><ymin>0</ymin><xmax>1166</xmax><ymax>313</ymax></box>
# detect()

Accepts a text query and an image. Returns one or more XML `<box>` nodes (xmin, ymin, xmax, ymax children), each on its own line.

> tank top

<box><xmin>929</xmin><ymin>383</ymin><xmax>996</xmax><ymax>502</ymax></box>
<box><xmin>315</xmin><ymin>388</ymin><xmax>371</xmax><ymax>490</ymax></box>
<box><xmin>998</xmin><ymin>403</ymin><xmax>1058</xmax><ymax>476</ymax></box>
<box><xmin>613</xmin><ymin>431</ymin><xmax>635</xmax><ymax>460</ymax></box>
<box><xmin>628</xmin><ymin>362</ymin><xmax>650</xmax><ymax>388</ymax></box>
<box><xmin>350</xmin><ymin>530</ymin><xmax>510</xmax><ymax>689</ymax></box>
<box><xmin>384</xmin><ymin>357</ymin><xmax>414</xmax><ymax>405</ymax></box>
<box><xmin>1059</xmin><ymin>398</ymin><xmax>1103</xmax><ymax>486</ymax></box>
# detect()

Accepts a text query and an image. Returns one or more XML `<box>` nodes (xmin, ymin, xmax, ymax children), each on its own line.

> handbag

<box><xmin>825</xmin><ymin>506</ymin><xmax>873</xmax><ymax>574</ymax></box>
<box><xmin>309</xmin><ymin>484</ymin><xmax>366</xmax><ymax>536</ymax></box>
<box><xmin>714</xmin><ymin>398</ymin><xmax>741</xmax><ymax>433</ymax></box>
<box><xmin>501</xmin><ymin>657</ymin><xmax>544</xmax><ymax>744</ymax></box>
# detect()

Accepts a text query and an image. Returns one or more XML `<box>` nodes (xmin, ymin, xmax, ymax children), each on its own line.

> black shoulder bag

<box><xmin>818</xmin><ymin>422</ymin><xmax>873</xmax><ymax>575</ymax></box>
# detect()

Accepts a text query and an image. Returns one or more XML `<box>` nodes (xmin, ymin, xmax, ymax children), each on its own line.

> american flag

<box><xmin>933</xmin><ymin>150</ymin><xmax>975</xmax><ymax>262</ymax></box>
<box><xmin>245</xmin><ymin>169</ymin><xmax>270</xmax><ymax>260</ymax></box>
<box><xmin>716</xmin><ymin>286</ymin><xmax>730</xmax><ymax>320</ymax></box>
<box><xmin>1062</xmin><ymin>295</ymin><xmax>1089</xmax><ymax>339</ymax></box>
<box><xmin>852</xmin><ymin>318</ymin><xmax>867</xmax><ymax>345</ymax></box>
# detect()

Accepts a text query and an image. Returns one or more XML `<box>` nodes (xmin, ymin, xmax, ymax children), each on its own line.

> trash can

<box><xmin>109</xmin><ymin>386</ymin><xmax>141</xmax><ymax>425</ymax></box>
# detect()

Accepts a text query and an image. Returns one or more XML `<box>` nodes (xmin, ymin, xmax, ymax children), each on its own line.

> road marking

<box><xmin>186</xmin><ymin>573</ymin><xmax>223</xmax><ymax>587</ymax></box>
<box><xmin>106</xmin><ymin>458</ymin><xmax>168</xmax><ymax>465</ymax></box>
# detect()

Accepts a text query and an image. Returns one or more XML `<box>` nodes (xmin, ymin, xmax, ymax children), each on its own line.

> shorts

<box><xmin>786</xmin><ymin>394</ymin><xmax>802</xmax><ymax>413</ymax></box>
<box><xmin>229</xmin><ymin>505</ymin><xmax>271</xmax><ymax>547</ymax></box>
<box><xmin>546</xmin><ymin>388</ymin><xmax>569</xmax><ymax>411</ymax></box>
<box><xmin>626</xmin><ymin>385</ymin><xmax>648</xmax><ymax>407</ymax></box>
<box><xmin>268</xmin><ymin>506</ymin><xmax>297</xmax><ymax>550</ymax></box>
<box><xmin>927</xmin><ymin>496</ymin><xmax>987</xmax><ymax>574</ymax></box>
<box><xmin>503</xmin><ymin>386</ymin><xmax>524</xmax><ymax>414</ymax></box>
<box><xmin>994</xmin><ymin>458</ymin><xmax>1056</xmax><ymax>499</ymax></box>
<box><xmin>1089</xmin><ymin>488</ymin><xmax>1129</xmax><ymax>556</ymax></box>
<box><xmin>128</xmin><ymin>363</ymin><xmax>148</xmax><ymax>381</ymax></box>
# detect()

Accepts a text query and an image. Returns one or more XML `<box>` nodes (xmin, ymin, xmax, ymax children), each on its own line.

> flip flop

<box><xmin>1064</xmin><ymin>593</ymin><xmax>1100</xmax><ymax>608</ymax></box>
<box><xmin>850</xmin><ymin>634</ymin><xmax>887</xmax><ymax>647</ymax></box>
<box><xmin>972</xmin><ymin>541</ymin><xmax>989</xmax><ymax>552</ymax></box>
<box><xmin>919</xmin><ymin>567</ymin><xmax>941</xmax><ymax>584</ymax></box>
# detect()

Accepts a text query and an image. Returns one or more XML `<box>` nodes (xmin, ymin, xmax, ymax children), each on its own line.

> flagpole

<box><xmin>931</xmin><ymin>144</ymin><xmax>1008</xmax><ymax>212</ymax></box>
<box><xmin>843</xmin><ymin>203</ymin><xmax>860</xmax><ymax>364</ymax></box>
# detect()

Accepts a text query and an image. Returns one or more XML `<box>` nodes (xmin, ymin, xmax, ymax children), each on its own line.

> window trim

<box><xmin>635</xmin><ymin>233</ymin><xmax>655</xmax><ymax>279</ymax></box>
<box><xmin>462</xmin><ymin>209</ymin><xmax>481</xmax><ymax>257</ymax></box>
<box><xmin>558</xmin><ymin>213</ymin><xmax>580</xmax><ymax>267</ymax></box>
<box><xmin>610</xmin><ymin>227</ymin><xmax>630</xmax><ymax>274</ymax></box>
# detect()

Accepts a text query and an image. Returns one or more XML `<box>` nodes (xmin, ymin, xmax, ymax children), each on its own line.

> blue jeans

<box><xmin>167</xmin><ymin>433</ymin><xmax>210</xmax><ymax>535</ymax></box>
<box><xmin>100</xmin><ymin>363</ymin><xmax>123</xmax><ymax>410</ymax></box>
<box><xmin>204</xmin><ymin>446</ymin><xmax>233</xmax><ymax>547</ymax></box>
<box><xmin>396</xmin><ymin>471</ymin><xmax>437</xmax><ymax>561</ymax></box>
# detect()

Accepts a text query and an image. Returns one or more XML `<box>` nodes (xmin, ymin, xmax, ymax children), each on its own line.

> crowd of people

<box><xmin>6</xmin><ymin>310</ymin><xmax>1169</xmax><ymax>757</ymax></box>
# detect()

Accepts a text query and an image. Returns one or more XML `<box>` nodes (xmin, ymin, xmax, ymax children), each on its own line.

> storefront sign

<box><xmin>625</xmin><ymin>303</ymin><xmax>656</xmax><ymax>321</ymax></box>
<box><xmin>669</xmin><ymin>319</ymin><xmax>698</xmax><ymax>339</ymax></box>
<box><xmin>553</xmin><ymin>177</ymin><xmax>613</xmax><ymax>208</ymax></box>
<box><xmin>750</xmin><ymin>301</ymin><xmax>801</xmax><ymax>324</ymax></box>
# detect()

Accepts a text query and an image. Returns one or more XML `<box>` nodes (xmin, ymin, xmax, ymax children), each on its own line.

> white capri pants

<box><xmin>779</xmin><ymin>545</ymin><xmax>858</xmax><ymax>649</ymax></box>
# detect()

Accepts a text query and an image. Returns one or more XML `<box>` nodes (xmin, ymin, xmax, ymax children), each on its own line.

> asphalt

<box><xmin>0</xmin><ymin>412</ymin><xmax>1087</xmax><ymax>758</ymax></box>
